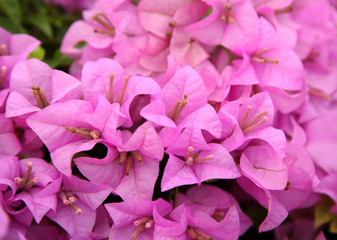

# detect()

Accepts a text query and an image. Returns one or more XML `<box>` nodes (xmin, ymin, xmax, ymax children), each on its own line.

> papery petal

<box><xmin>191</xmin><ymin>143</ymin><xmax>240</xmax><ymax>182</ymax></box>
<box><xmin>123</xmin><ymin>121</ymin><xmax>164</xmax><ymax>161</ymax></box>
<box><xmin>153</xmin><ymin>204</ymin><xmax>188</xmax><ymax>238</ymax></box>
<box><xmin>26</xmin><ymin>100</ymin><xmax>93</xmax><ymax>151</ymax></box>
<box><xmin>240</xmin><ymin>145</ymin><xmax>288</xmax><ymax>190</ymax></box>
<box><xmin>47</xmin><ymin>199</ymin><xmax>96</xmax><ymax>240</ymax></box>
<box><xmin>105</xmin><ymin>199</ymin><xmax>154</xmax><ymax>228</ymax></box>
<box><xmin>51</xmin><ymin>70</ymin><xmax>82</xmax><ymax>103</ymax></box>
<box><xmin>162</xmin><ymin>65</ymin><xmax>207</xmax><ymax>119</ymax></box>
<box><xmin>114</xmin><ymin>156</ymin><xmax>159</xmax><ymax>200</ymax></box>
<box><xmin>62</xmin><ymin>175</ymin><xmax>112</xmax><ymax>210</ymax></box>
<box><xmin>161</xmin><ymin>154</ymin><xmax>199</xmax><ymax>191</ymax></box>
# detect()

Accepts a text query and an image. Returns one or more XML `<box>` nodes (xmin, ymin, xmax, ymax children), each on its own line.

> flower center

<box><xmin>132</xmin><ymin>216</ymin><xmax>154</xmax><ymax>240</ymax></box>
<box><xmin>187</xmin><ymin>227</ymin><xmax>213</xmax><ymax>240</ymax></box>
<box><xmin>66</xmin><ymin>127</ymin><xmax>101</xmax><ymax>139</ymax></box>
<box><xmin>251</xmin><ymin>48</ymin><xmax>279</xmax><ymax>64</ymax></box>
<box><xmin>59</xmin><ymin>191</ymin><xmax>82</xmax><ymax>215</ymax></box>
<box><xmin>220</xmin><ymin>3</ymin><xmax>234</xmax><ymax>23</ymax></box>
<box><xmin>107</xmin><ymin>74</ymin><xmax>130</xmax><ymax>104</ymax></box>
<box><xmin>0</xmin><ymin>44</ymin><xmax>8</xmax><ymax>56</ymax></box>
<box><xmin>239</xmin><ymin>105</ymin><xmax>268</xmax><ymax>134</ymax></box>
<box><xmin>185</xmin><ymin>146</ymin><xmax>214</xmax><ymax>166</ymax></box>
<box><xmin>92</xmin><ymin>13</ymin><xmax>115</xmax><ymax>36</ymax></box>
<box><xmin>31</xmin><ymin>86</ymin><xmax>49</xmax><ymax>109</ymax></box>
<box><xmin>167</xmin><ymin>94</ymin><xmax>188</xmax><ymax>122</ymax></box>
<box><xmin>119</xmin><ymin>150</ymin><xmax>143</xmax><ymax>176</ymax></box>
<box><xmin>14</xmin><ymin>161</ymin><xmax>38</xmax><ymax>191</ymax></box>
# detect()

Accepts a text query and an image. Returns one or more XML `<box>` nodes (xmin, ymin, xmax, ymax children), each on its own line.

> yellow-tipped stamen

<box><xmin>252</xmin><ymin>48</ymin><xmax>279</xmax><ymax>64</ymax></box>
<box><xmin>252</xmin><ymin>56</ymin><xmax>279</xmax><ymax>64</ymax></box>
<box><xmin>24</xmin><ymin>177</ymin><xmax>38</xmax><ymax>190</ymax></box>
<box><xmin>116</xmin><ymin>76</ymin><xmax>129</xmax><ymax>104</ymax></box>
<box><xmin>195</xmin><ymin>228</ymin><xmax>213</xmax><ymax>240</ymax></box>
<box><xmin>243</xmin><ymin>116</ymin><xmax>269</xmax><ymax>134</ymax></box>
<box><xmin>119</xmin><ymin>152</ymin><xmax>127</xmax><ymax>165</ymax></box>
<box><xmin>131</xmin><ymin>150</ymin><xmax>143</xmax><ymax>162</ymax></box>
<box><xmin>172</xmin><ymin>94</ymin><xmax>188</xmax><ymax>122</ymax></box>
<box><xmin>23</xmin><ymin>161</ymin><xmax>33</xmax><ymax>183</ymax></box>
<box><xmin>70</xmin><ymin>203</ymin><xmax>82</xmax><ymax>215</ymax></box>
<box><xmin>309</xmin><ymin>88</ymin><xmax>332</xmax><ymax>101</ymax></box>
<box><xmin>145</xmin><ymin>219</ymin><xmax>154</xmax><ymax>229</ymax></box>
<box><xmin>193</xmin><ymin>154</ymin><xmax>214</xmax><ymax>163</ymax></box>
<box><xmin>126</xmin><ymin>157</ymin><xmax>132</xmax><ymax>176</ymax></box>
<box><xmin>59</xmin><ymin>192</ymin><xmax>70</xmax><ymax>205</ymax></box>
<box><xmin>65</xmin><ymin>192</ymin><xmax>77</xmax><ymax>204</ymax></box>
<box><xmin>239</xmin><ymin>105</ymin><xmax>253</xmax><ymax>128</ymax></box>
<box><xmin>90</xmin><ymin>130</ymin><xmax>101</xmax><ymax>139</ymax></box>
<box><xmin>66</xmin><ymin>127</ymin><xmax>101</xmax><ymax>139</ymax></box>
<box><xmin>131</xmin><ymin>225</ymin><xmax>146</xmax><ymax>240</ymax></box>
<box><xmin>108</xmin><ymin>73</ymin><xmax>114</xmax><ymax>103</ymax></box>
<box><xmin>92</xmin><ymin>13</ymin><xmax>115</xmax><ymax>36</ymax></box>
<box><xmin>168</xmin><ymin>22</ymin><xmax>176</xmax><ymax>27</ymax></box>
<box><xmin>167</xmin><ymin>100</ymin><xmax>181</xmax><ymax>119</ymax></box>
<box><xmin>14</xmin><ymin>177</ymin><xmax>25</xmax><ymax>189</ymax></box>
<box><xmin>241</xmin><ymin>110</ymin><xmax>267</xmax><ymax>130</ymax></box>
<box><xmin>32</xmin><ymin>86</ymin><xmax>49</xmax><ymax>109</ymax></box>
<box><xmin>134</xmin><ymin>217</ymin><xmax>151</xmax><ymax>226</ymax></box>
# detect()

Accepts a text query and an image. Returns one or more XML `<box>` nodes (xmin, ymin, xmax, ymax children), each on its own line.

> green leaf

<box><xmin>0</xmin><ymin>0</ymin><xmax>24</xmax><ymax>33</ymax></box>
<box><xmin>28</xmin><ymin>46</ymin><xmax>45</xmax><ymax>60</ymax></box>
<box><xmin>314</xmin><ymin>197</ymin><xmax>335</xmax><ymax>228</ymax></box>
<box><xmin>74</xmin><ymin>41</ymin><xmax>87</xmax><ymax>49</ymax></box>
<box><xmin>45</xmin><ymin>48</ymin><xmax>72</xmax><ymax>69</ymax></box>
<box><xmin>25</xmin><ymin>14</ymin><xmax>53</xmax><ymax>38</ymax></box>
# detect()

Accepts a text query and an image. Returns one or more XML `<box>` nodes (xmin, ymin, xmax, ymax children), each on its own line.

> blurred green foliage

<box><xmin>0</xmin><ymin>0</ymin><xmax>82</xmax><ymax>70</ymax></box>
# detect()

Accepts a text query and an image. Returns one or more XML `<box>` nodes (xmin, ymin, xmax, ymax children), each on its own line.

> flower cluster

<box><xmin>1</xmin><ymin>0</ymin><xmax>337</xmax><ymax>239</ymax></box>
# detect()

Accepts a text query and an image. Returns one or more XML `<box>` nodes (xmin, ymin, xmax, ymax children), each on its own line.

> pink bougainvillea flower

<box><xmin>248</xmin><ymin>18</ymin><xmax>305</xmax><ymax>91</ymax></box>
<box><xmin>7</xmin><ymin>158</ymin><xmax>61</xmax><ymax>224</ymax></box>
<box><xmin>105</xmin><ymin>198</ymin><xmax>172</xmax><ymax>240</ymax></box>
<box><xmin>185</xmin><ymin>0</ymin><xmax>260</xmax><ymax>52</ymax></box>
<box><xmin>81</xmin><ymin>58</ymin><xmax>161</xmax><ymax>127</ymax></box>
<box><xmin>169</xmin><ymin>26</ymin><xmax>209</xmax><ymax>68</ymax></box>
<box><xmin>138</xmin><ymin>0</ymin><xmax>208</xmax><ymax>39</ymax></box>
<box><xmin>219</xmin><ymin>91</ymin><xmax>286</xmax><ymax>156</ymax></box>
<box><xmin>153</xmin><ymin>203</ymin><xmax>188</xmax><ymax>239</ymax></box>
<box><xmin>6</xmin><ymin>59</ymin><xmax>81</xmax><ymax>118</ymax></box>
<box><xmin>73</xmin><ymin>121</ymin><xmax>163</xmax><ymax>200</ymax></box>
<box><xmin>178</xmin><ymin>185</ymin><xmax>252</xmax><ymax>236</ymax></box>
<box><xmin>0</xmin><ymin>27</ymin><xmax>40</xmax><ymax>89</ymax></box>
<box><xmin>113</xmin><ymin>121</ymin><xmax>163</xmax><ymax>200</ymax></box>
<box><xmin>47</xmin><ymin>198</ymin><xmax>96</xmax><ymax>240</ymax></box>
<box><xmin>161</xmin><ymin>143</ymin><xmax>240</xmax><ymax>191</ymax></box>
<box><xmin>142</xmin><ymin>65</ymin><xmax>209</xmax><ymax>146</ymax></box>
<box><xmin>46</xmin><ymin>174</ymin><xmax>112</xmax><ymax>240</ymax></box>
